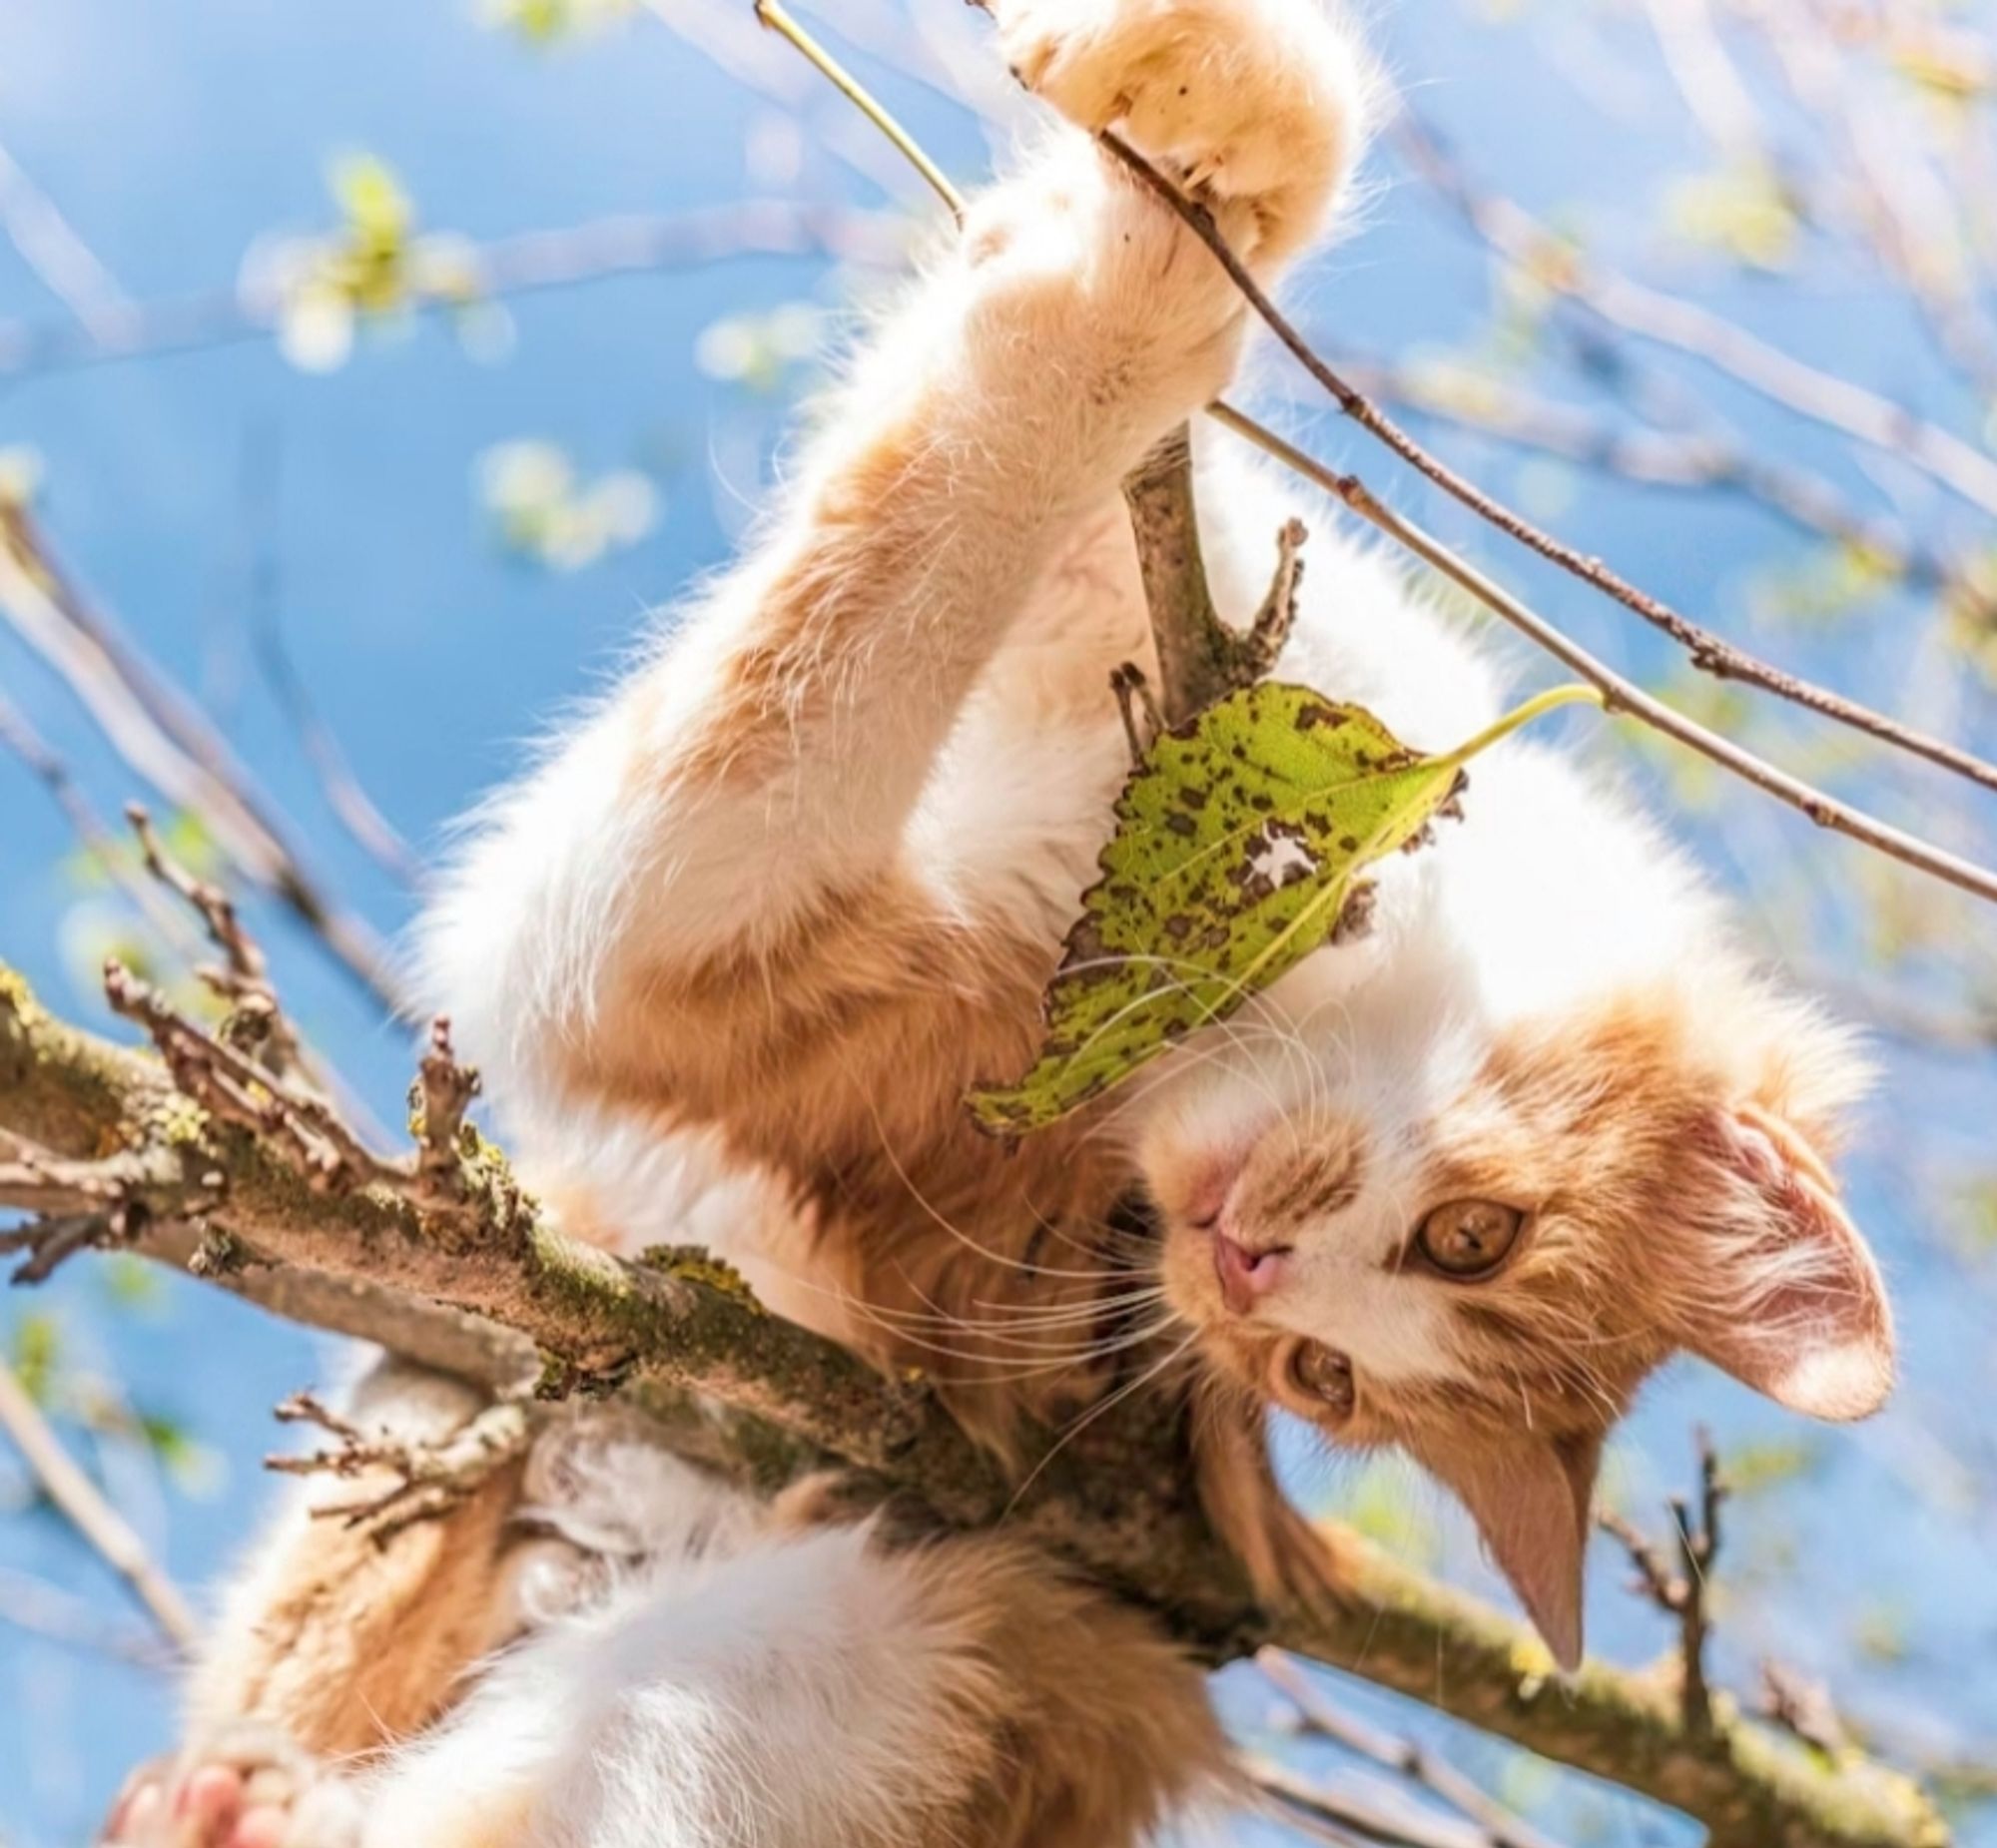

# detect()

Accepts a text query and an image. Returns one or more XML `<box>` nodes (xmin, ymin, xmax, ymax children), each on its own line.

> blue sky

<box><xmin>2</xmin><ymin>1</ymin><xmax>1994</xmax><ymax>1842</ymax></box>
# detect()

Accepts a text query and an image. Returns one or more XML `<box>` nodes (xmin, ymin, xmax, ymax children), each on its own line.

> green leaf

<box><xmin>966</xmin><ymin>681</ymin><xmax>1599</xmax><ymax>1135</ymax></box>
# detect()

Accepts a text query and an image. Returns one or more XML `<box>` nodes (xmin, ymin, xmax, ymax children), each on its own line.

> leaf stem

<box><xmin>1435</xmin><ymin>683</ymin><xmax>1606</xmax><ymax>773</ymax></box>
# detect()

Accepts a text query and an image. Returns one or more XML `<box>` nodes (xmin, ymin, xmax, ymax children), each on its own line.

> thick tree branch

<box><xmin>0</xmin><ymin>962</ymin><xmax>1947</xmax><ymax>1848</ymax></box>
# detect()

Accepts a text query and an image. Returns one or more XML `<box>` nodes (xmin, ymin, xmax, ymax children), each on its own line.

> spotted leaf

<box><xmin>966</xmin><ymin>680</ymin><xmax>1595</xmax><ymax>1136</ymax></box>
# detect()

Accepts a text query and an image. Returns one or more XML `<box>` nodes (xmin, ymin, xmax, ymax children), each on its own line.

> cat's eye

<box><xmin>1287</xmin><ymin>1342</ymin><xmax>1355</xmax><ymax>1419</ymax></box>
<box><xmin>1414</xmin><ymin>1199</ymin><xmax>1525</xmax><ymax>1279</ymax></box>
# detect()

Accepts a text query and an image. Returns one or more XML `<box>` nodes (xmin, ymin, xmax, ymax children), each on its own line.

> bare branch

<box><xmin>1601</xmin><ymin>1429</ymin><xmax>1727</xmax><ymax>1737</ymax></box>
<box><xmin>0</xmin><ymin>201</ymin><xmax>907</xmax><ymax>380</ymax></box>
<box><xmin>1258</xmin><ymin>1649</ymin><xmax>1565</xmax><ymax>1848</ymax></box>
<box><xmin>0</xmin><ymin>1357</ymin><xmax>197</xmax><ymax>1652</ymax></box>
<box><xmin>0</xmin><ymin>961</ymin><xmax>1950</xmax><ymax>1848</ymax></box>
<box><xmin>268</xmin><ymin>1390</ymin><xmax>530</xmax><ymax>1542</ymax></box>
<box><xmin>0</xmin><ymin>1562</ymin><xmax>175</xmax><ymax>1668</ymax></box>
<box><xmin>1093</xmin><ymin>131</ymin><xmax>1997</xmax><ymax>805</ymax></box>
<box><xmin>1321</xmin><ymin>352</ymin><xmax>1962</xmax><ymax>601</ymax></box>
<box><xmin>0</xmin><ymin>498</ymin><xmax>404</xmax><ymax>1008</ymax></box>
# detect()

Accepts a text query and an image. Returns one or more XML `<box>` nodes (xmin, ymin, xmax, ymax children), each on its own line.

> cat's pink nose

<box><xmin>1213</xmin><ymin>1233</ymin><xmax>1291</xmax><ymax>1314</ymax></box>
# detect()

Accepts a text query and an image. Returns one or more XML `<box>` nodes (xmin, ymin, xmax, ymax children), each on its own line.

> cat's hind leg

<box><xmin>333</xmin><ymin>1524</ymin><xmax>1223</xmax><ymax>1848</ymax></box>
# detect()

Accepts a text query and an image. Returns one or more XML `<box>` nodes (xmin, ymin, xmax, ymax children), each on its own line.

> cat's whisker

<box><xmin>1002</xmin><ymin>1330</ymin><xmax>1205</xmax><ymax>1516</ymax></box>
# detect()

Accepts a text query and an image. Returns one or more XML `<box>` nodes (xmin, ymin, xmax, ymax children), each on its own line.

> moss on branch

<box><xmin>0</xmin><ymin>962</ymin><xmax>1949</xmax><ymax>1848</ymax></box>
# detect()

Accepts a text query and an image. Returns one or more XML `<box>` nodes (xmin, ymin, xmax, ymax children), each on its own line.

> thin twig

<box><xmin>749</xmin><ymin>0</ymin><xmax>965</xmax><ymax>222</ymax></box>
<box><xmin>268</xmin><ymin>1389</ymin><xmax>529</xmax><ymax>1542</ymax></box>
<box><xmin>0</xmin><ymin>1562</ymin><xmax>175</xmax><ymax>1668</ymax></box>
<box><xmin>1246</xmin><ymin>1750</ymin><xmax>1496</xmax><ymax>1848</ymax></box>
<box><xmin>0</xmin><ymin>201</ymin><xmax>906</xmax><ymax>379</ymax></box>
<box><xmin>1321</xmin><ymin>352</ymin><xmax>1960</xmax><ymax>600</ymax></box>
<box><xmin>1094</xmin><ymin>130</ymin><xmax>1997</xmax><ymax>801</ymax></box>
<box><xmin>1205</xmin><ymin>403</ymin><xmax>1997</xmax><ymax>906</ymax></box>
<box><xmin>0</xmin><ymin>1358</ymin><xmax>198</xmax><ymax>1651</ymax></box>
<box><xmin>1109</xmin><ymin>662</ymin><xmax>1160</xmax><ymax>766</ymax></box>
<box><xmin>411</xmin><ymin>1017</ymin><xmax>482</xmax><ymax>1204</ymax></box>
<box><xmin>0</xmin><ymin>499</ymin><xmax>404</xmax><ymax>1009</ymax></box>
<box><xmin>1600</xmin><ymin>1428</ymin><xmax>1726</xmax><ymax>1737</ymax></box>
<box><xmin>126</xmin><ymin>803</ymin><xmax>310</xmax><ymax>1083</ymax></box>
<box><xmin>1257</xmin><ymin>1649</ymin><xmax>1566</xmax><ymax>1848</ymax></box>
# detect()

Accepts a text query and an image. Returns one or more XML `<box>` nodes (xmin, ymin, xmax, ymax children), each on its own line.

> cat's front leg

<box><xmin>994</xmin><ymin>0</ymin><xmax>1373</xmax><ymax>268</ymax></box>
<box><xmin>420</xmin><ymin>0</ymin><xmax>1375</xmax><ymax>1150</ymax></box>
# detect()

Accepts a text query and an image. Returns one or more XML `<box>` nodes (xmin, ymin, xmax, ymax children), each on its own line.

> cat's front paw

<box><xmin>993</xmin><ymin>0</ymin><xmax>1372</xmax><ymax>260</ymax></box>
<box><xmin>102</xmin><ymin>1725</ymin><xmax>361</xmax><ymax>1848</ymax></box>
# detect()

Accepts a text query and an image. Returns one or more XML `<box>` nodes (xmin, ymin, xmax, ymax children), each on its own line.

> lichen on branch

<box><xmin>0</xmin><ymin>958</ymin><xmax>1948</xmax><ymax>1848</ymax></box>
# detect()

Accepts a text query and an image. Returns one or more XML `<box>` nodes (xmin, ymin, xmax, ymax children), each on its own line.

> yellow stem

<box><xmin>1436</xmin><ymin>682</ymin><xmax>1605</xmax><ymax>772</ymax></box>
<box><xmin>751</xmin><ymin>0</ymin><xmax>966</xmax><ymax>223</ymax></box>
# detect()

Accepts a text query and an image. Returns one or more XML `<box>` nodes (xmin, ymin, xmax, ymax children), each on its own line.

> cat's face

<box><xmin>1141</xmin><ymin>970</ymin><xmax>1893</xmax><ymax>1667</ymax></box>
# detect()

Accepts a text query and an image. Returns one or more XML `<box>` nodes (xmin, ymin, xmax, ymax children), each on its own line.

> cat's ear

<box><xmin>1413</xmin><ymin>1428</ymin><xmax>1602</xmax><ymax>1671</ymax></box>
<box><xmin>1678</xmin><ymin>1106</ymin><xmax>1894</xmax><ymax>1422</ymax></box>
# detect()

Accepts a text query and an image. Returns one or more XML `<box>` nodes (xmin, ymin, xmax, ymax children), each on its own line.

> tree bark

<box><xmin>0</xmin><ymin>964</ymin><xmax>1949</xmax><ymax>1848</ymax></box>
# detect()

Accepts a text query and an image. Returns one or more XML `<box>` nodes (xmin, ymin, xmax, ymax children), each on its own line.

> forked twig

<box><xmin>269</xmin><ymin>1389</ymin><xmax>530</xmax><ymax>1542</ymax></box>
<box><xmin>1600</xmin><ymin>1429</ymin><xmax>1727</xmax><ymax>1736</ymax></box>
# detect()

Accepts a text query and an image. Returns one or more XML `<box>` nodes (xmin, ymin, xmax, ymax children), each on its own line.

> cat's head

<box><xmin>1136</xmin><ymin>750</ymin><xmax>1893</xmax><ymax>1667</ymax></box>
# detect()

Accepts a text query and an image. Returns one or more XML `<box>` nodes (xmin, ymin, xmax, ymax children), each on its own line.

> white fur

<box><xmin>349</xmin><ymin>1438</ymin><xmax>992</xmax><ymax>1848</ymax></box>
<box><xmin>381</xmin><ymin>0</ymin><xmax>1828</xmax><ymax>1830</ymax></box>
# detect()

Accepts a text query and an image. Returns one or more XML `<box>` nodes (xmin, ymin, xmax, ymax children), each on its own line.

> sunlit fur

<box><xmin>124</xmin><ymin>0</ymin><xmax>1895</xmax><ymax>1839</ymax></box>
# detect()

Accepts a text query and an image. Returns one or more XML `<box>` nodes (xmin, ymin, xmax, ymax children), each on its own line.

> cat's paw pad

<box><xmin>994</xmin><ymin>0</ymin><xmax>1368</xmax><ymax>252</ymax></box>
<box><xmin>102</xmin><ymin>1726</ymin><xmax>361</xmax><ymax>1848</ymax></box>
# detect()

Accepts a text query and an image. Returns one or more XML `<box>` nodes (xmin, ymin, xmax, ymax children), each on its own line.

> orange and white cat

<box><xmin>106</xmin><ymin>0</ymin><xmax>1895</xmax><ymax>1841</ymax></box>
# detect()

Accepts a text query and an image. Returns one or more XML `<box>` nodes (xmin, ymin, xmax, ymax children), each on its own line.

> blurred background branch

<box><xmin>2</xmin><ymin>0</ymin><xmax>1994</xmax><ymax>1843</ymax></box>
